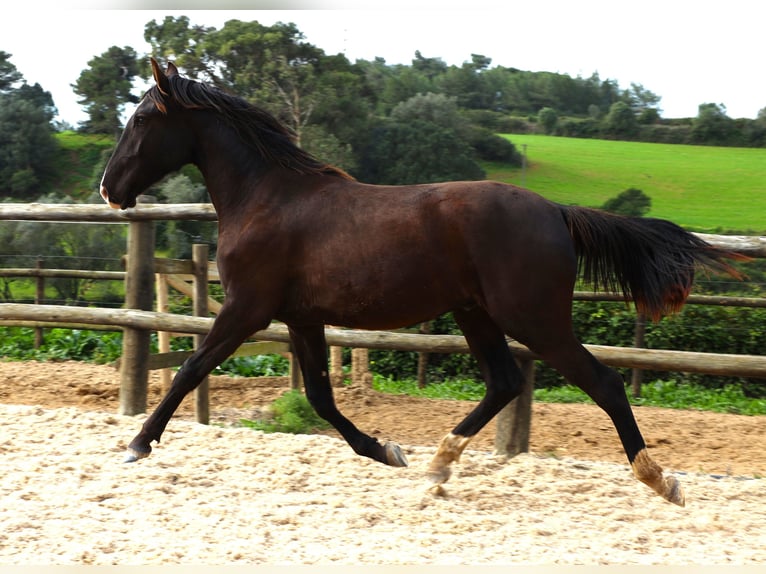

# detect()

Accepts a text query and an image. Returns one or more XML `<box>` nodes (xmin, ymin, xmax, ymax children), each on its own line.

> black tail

<box><xmin>559</xmin><ymin>205</ymin><xmax>747</xmax><ymax>321</ymax></box>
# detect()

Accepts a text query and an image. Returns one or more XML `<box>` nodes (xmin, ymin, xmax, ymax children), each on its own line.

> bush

<box><xmin>601</xmin><ymin>188</ymin><xmax>651</xmax><ymax>217</ymax></box>
<box><xmin>465</xmin><ymin>125</ymin><xmax>522</xmax><ymax>164</ymax></box>
<box><xmin>239</xmin><ymin>390</ymin><xmax>331</xmax><ymax>434</ymax></box>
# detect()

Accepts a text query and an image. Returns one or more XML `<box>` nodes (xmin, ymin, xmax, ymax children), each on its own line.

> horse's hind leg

<box><xmin>287</xmin><ymin>323</ymin><xmax>408</xmax><ymax>467</ymax></box>
<box><xmin>427</xmin><ymin>306</ymin><xmax>524</xmax><ymax>488</ymax></box>
<box><xmin>533</xmin><ymin>338</ymin><xmax>685</xmax><ymax>506</ymax></box>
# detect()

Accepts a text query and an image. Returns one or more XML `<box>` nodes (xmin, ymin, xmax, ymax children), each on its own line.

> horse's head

<box><xmin>100</xmin><ymin>58</ymin><xmax>196</xmax><ymax>209</ymax></box>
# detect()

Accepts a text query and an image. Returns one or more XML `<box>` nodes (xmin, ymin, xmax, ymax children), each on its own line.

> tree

<box><xmin>155</xmin><ymin>174</ymin><xmax>217</xmax><ymax>259</ymax></box>
<box><xmin>625</xmin><ymin>82</ymin><xmax>662</xmax><ymax>116</ymax></box>
<box><xmin>437</xmin><ymin>55</ymin><xmax>494</xmax><ymax>109</ymax></box>
<box><xmin>0</xmin><ymin>92</ymin><xmax>59</xmax><ymax>198</ymax></box>
<box><xmin>309</xmin><ymin>57</ymin><xmax>373</xmax><ymax>152</ymax></box>
<box><xmin>0</xmin><ymin>51</ymin><xmax>23</xmax><ymax>93</ymax></box>
<box><xmin>390</xmin><ymin>92</ymin><xmax>460</xmax><ymax>128</ymax></box>
<box><xmin>357</xmin><ymin>118</ymin><xmax>485</xmax><ymax>185</ymax></box>
<box><xmin>0</xmin><ymin>54</ymin><xmax>59</xmax><ymax>198</ymax></box>
<box><xmin>143</xmin><ymin>15</ymin><xmax>215</xmax><ymax>79</ymax></box>
<box><xmin>691</xmin><ymin>103</ymin><xmax>737</xmax><ymax>145</ymax></box>
<box><xmin>301</xmin><ymin>125</ymin><xmax>357</xmax><ymax>173</ymax></box>
<box><xmin>412</xmin><ymin>51</ymin><xmax>447</xmax><ymax>80</ymax></box>
<box><xmin>601</xmin><ymin>188</ymin><xmax>651</xmax><ymax>217</ymax></box>
<box><xmin>604</xmin><ymin>101</ymin><xmax>638</xmax><ymax>138</ymax></box>
<box><xmin>72</xmin><ymin>46</ymin><xmax>140</xmax><ymax>136</ymax></box>
<box><xmin>538</xmin><ymin>107</ymin><xmax>558</xmax><ymax>134</ymax></box>
<box><xmin>255</xmin><ymin>54</ymin><xmax>318</xmax><ymax>145</ymax></box>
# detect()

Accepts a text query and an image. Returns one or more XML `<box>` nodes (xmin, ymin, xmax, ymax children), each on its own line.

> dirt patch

<box><xmin>1</xmin><ymin>359</ymin><xmax>765</xmax><ymax>565</ymax></box>
<box><xmin>3</xmin><ymin>359</ymin><xmax>764</xmax><ymax>476</ymax></box>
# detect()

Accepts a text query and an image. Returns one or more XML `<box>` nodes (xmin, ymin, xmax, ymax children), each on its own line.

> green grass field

<box><xmin>488</xmin><ymin>135</ymin><xmax>766</xmax><ymax>234</ymax></box>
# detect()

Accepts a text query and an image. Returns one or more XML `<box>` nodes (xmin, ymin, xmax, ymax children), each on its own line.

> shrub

<box><xmin>239</xmin><ymin>390</ymin><xmax>330</xmax><ymax>434</ymax></box>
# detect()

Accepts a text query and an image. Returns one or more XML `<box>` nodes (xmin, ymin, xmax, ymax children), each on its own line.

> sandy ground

<box><xmin>1</xmin><ymin>360</ymin><xmax>765</xmax><ymax>565</ymax></box>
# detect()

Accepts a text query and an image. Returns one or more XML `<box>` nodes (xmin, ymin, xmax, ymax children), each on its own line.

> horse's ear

<box><xmin>166</xmin><ymin>61</ymin><xmax>179</xmax><ymax>77</ymax></box>
<box><xmin>150</xmin><ymin>57</ymin><xmax>171</xmax><ymax>96</ymax></box>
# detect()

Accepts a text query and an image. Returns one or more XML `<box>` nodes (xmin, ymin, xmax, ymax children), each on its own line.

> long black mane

<box><xmin>145</xmin><ymin>74</ymin><xmax>353</xmax><ymax>180</ymax></box>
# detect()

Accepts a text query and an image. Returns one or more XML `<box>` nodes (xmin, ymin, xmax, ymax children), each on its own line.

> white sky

<box><xmin>3</xmin><ymin>2</ymin><xmax>766</xmax><ymax>126</ymax></box>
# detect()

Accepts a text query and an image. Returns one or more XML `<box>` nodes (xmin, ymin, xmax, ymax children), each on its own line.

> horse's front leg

<box><xmin>287</xmin><ymin>323</ymin><xmax>408</xmax><ymax>467</ymax></box>
<box><xmin>124</xmin><ymin>302</ymin><xmax>270</xmax><ymax>462</ymax></box>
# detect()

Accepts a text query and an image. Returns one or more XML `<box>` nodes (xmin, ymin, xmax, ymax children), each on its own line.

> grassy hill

<box><xmin>50</xmin><ymin>131</ymin><xmax>115</xmax><ymax>200</ymax></box>
<box><xmin>487</xmin><ymin>135</ymin><xmax>766</xmax><ymax>234</ymax></box>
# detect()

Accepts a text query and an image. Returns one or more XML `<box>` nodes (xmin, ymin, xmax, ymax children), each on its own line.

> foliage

<box><xmin>633</xmin><ymin>379</ymin><xmax>765</xmax><ymax>415</ymax></box>
<box><xmin>0</xmin><ymin>327</ymin><xmax>123</xmax><ymax>364</ymax></box>
<box><xmin>537</xmin><ymin>300</ymin><xmax>766</xmax><ymax>398</ymax></box>
<box><xmin>239</xmin><ymin>390</ymin><xmax>331</xmax><ymax>434</ymax></box>
<box><xmin>0</xmin><ymin>50</ymin><xmax>23</xmax><ymax>92</ymax></box>
<box><xmin>604</xmin><ymin>101</ymin><xmax>639</xmax><ymax>138</ymax></box>
<box><xmin>601</xmin><ymin>188</ymin><xmax>651</xmax><ymax>217</ymax></box>
<box><xmin>0</xmin><ymin>326</ymin><xmax>290</xmax><ymax>378</ymax></box>
<box><xmin>72</xmin><ymin>46</ymin><xmax>141</xmax><ymax>137</ymax></box>
<box><xmin>464</xmin><ymin>124</ymin><xmax>521</xmax><ymax>163</ymax></box>
<box><xmin>373</xmin><ymin>374</ymin><xmax>485</xmax><ymax>401</ymax></box>
<box><xmin>0</xmin><ymin>87</ymin><xmax>59</xmax><ymax>198</ymax></box>
<box><xmin>372</xmin><ymin>374</ymin><xmax>766</xmax><ymax>415</ymax></box>
<box><xmin>691</xmin><ymin>103</ymin><xmax>738</xmax><ymax>146</ymax></box>
<box><xmin>357</xmin><ymin>118</ymin><xmax>485</xmax><ymax>184</ymax></box>
<box><xmin>215</xmin><ymin>354</ymin><xmax>289</xmax><ymax>377</ymax></box>
<box><xmin>384</xmin><ymin>373</ymin><xmax>766</xmax><ymax>440</ymax></box>
<box><xmin>153</xmin><ymin>173</ymin><xmax>217</xmax><ymax>259</ymax></box>
<box><xmin>538</xmin><ymin>107</ymin><xmax>558</xmax><ymax>134</ymax></box>
<box><xmin>535</xmin><ymin>381</ymin><xmax>765</xmax><ymax>415</ymax></box>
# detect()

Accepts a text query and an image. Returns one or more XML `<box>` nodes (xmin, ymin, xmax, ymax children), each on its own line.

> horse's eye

<box><xmin>134</xmin><ymin>115</ymin><xmax>146</xmax><ymax>127</ymax></box>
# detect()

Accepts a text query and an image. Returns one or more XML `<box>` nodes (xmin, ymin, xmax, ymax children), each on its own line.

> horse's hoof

<box><xmin>384</xmin><ymin>442</ymin><xmax>408</xmax><ymax>467</ymax></box>
<box><xmin>123</xmin><ymin>445</ymin><xmax>151</xmax><ymax>463</ymax></box>
<box><xmin>664</xmin><ymin>475</ymin><xmax>686</xmax><ymax>507</ymax></box>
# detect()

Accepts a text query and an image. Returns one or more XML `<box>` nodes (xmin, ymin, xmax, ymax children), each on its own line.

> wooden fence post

<box><xmin>494</xmin><ymin>358</ymin><xmax>535</xmax><ymax>458</ymax></box>
<box><xmin>351</xmin><ymin>347</ymin><xmax>373</xmax><ymax>387</ymax></box>
<box><xmin>631</xmin><ymin>312</ymin><xmax>647</xmax><ymax>397</ymax></box>
<box><xmin>155</xmin><ymin>273</ymin><xmax>172</xmax><ymax>394</ymax></box>
<box><xmin>192</xmin><ymin>243</ymin><xmax>209</xmax><ymax>424</ymax></box>
<box><xmin>329</xmin><ymin>343</ymin><xmax>344</xmax><ymax>386</ymax></box>
<box><xmin>119</xmin><ymin>212</ymin><xmax>155</xmax><ymax>416</ymax></box>
<box><xmin>34</xmin><ymin>258</ymin><xmax>44</xmax><ymax>348</ymax></box>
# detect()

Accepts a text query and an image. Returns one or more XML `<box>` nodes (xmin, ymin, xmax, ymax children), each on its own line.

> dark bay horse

<box><xmin>100</xmin><ymin>59</ymin><xmax>745</xmax><ymax>506</ymax></box>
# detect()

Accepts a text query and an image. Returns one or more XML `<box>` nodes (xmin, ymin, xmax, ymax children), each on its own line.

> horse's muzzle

<box><xmin>100</xmin><ymin>184</ymin><xmax>126</xmax><ymax>210</ymax></box>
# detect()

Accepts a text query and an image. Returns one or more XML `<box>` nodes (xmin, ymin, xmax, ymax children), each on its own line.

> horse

<box><xmin>100</xmin><ymin>58</ymin><xmax>745</xmax><ymax>506</ymax></box>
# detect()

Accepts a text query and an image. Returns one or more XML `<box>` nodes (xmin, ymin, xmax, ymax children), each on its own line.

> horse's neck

<box><xmin>194</xmin><ymin>130</ymin><xmax>271</xmax><ymax>214</ymax></box>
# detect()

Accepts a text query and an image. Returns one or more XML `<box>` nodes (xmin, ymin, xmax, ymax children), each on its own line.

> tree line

<box><xmin>4</xmin><ymin>15</ymin><xmax>766</xmax><ymax>205</ymax></box>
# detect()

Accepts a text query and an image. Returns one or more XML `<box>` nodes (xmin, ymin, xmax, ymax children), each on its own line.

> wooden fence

<box><xmin>2</xmin><ymin>203</ymin><xmax>765</xmax><ymax>457</ymax></box>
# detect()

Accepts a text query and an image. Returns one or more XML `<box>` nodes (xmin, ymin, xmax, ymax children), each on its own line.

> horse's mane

<box><xmin>145</xmin><ymin>75</ymin><xmax>354</xmax><ymax>181</ymax></box>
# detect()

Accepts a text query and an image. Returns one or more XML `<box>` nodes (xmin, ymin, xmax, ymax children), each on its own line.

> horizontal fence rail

<box><xmin>0</xmin><ymin>203</ymin><xmax>218</xmax><ymax>222</ymax></box>
<box><xmin>2</xmin><ymin>304</ymin><xmax>766</xmax><ymax>379</ymax></box>
<box><xmin>1</xmin><ymin>203</ymin><xmax>765</xmax><ymax>255</ymax></box>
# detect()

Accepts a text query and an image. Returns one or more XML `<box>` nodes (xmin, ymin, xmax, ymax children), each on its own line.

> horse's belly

<box><xmin>278</xmin><ymin>275</ymin><xmax>467</xmax><ymax>330</ymax></box>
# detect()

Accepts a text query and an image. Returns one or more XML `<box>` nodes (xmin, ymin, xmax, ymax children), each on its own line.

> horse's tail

<box><xmin>559</xmin><ymin>205</ymin><xmax>748</xmax><ymax>321</ymax></box>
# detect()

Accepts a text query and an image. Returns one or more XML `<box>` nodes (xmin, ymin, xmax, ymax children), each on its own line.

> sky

<box><xmin>3</xmin><ymin>2</ymin><xmax>766</xmax><ymax>127</ymax></box>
